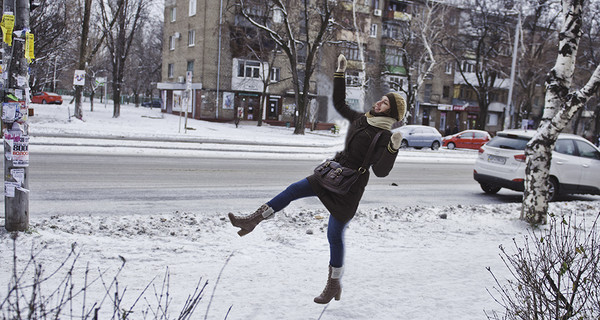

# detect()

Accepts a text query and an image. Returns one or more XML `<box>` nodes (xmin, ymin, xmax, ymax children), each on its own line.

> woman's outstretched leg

<box><xmin>228</xmin><ymin>178</ymin><xmax>315</xmax><ymax>236</ymax></box>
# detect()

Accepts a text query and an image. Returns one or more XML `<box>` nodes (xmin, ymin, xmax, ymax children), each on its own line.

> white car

<box><xmin>473</xmin><ymin>130</ymin><xmax>600</xmax><ymax>201</ymax></box>
<box><xmin>392</xmin><ymin>125</ymin><xmax>442</xmax><ymax>150</ymax></box>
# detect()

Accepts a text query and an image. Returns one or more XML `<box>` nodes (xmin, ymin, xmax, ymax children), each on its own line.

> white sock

<box><xmin>261</xmin><ymin>206</ymin><xmax>274</xmax><ymax>218</ymax></box>
<box><xmin>331</xmin><ymin>266</ymin><xmax>343</xmax><ymax>279</ymax></box>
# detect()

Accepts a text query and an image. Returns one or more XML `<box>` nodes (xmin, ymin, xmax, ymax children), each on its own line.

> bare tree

<box><xmin>236</xmin><ymin>0</ymin><xmax>337</xmax><ymax>134</ymax></box>
<box><xmin>27</xmin><ymin>0</ymin><xmax>73</xmax><ymax>92</ymax></box>
<box><xmin>100</xmin><ymin>0</ymin><xmax>147</xmax><ymax>118</ymax></box>
<box><xmin>71</xmin><ymin>0</ymin><xmax>122</xmax><ymax>119</ymax></box>
<box><xmin>522</xmin><ymin>0</ymin><xmax>600</xmax><ymax>224</ymax></box>
<box><xmin>391</xmin><ymin>0</ymin><xmax>446</xmax><ymax>124</ymax></box>
<box><xmin>441</xmin><ymin>0</ymin><xmax>513</xmax><ymax>130</ymax></box>
<box><xmin>513</xmin><ymin>0</ymin><xmax>561</xmax><ymax>128</ymax></box>
<box><xmin>573</xmin><ymin>0</ymin><xmax>600</xmax><ymax>143</ymax></box>
<box><xmin>228</xmin><ymin>1</ymin><xmax>283</xmax><ymax>127</ymax></box>
<box><xmin>124</xmin><ymin>20</ymin><xmax>162</xmax><ymax>108</ymax></box>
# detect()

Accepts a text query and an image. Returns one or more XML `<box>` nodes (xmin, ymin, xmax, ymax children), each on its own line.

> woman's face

<box><xmin>373</xmin><ymin>96</ymin><xmax>391</xmax><ymax>114</ymax></box>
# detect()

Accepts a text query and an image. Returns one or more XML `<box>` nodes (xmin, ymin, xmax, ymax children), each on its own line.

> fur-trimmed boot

<box><xmin>314</xmin><ymin>265</ymin><xmax>343</xmax><ymax>304</ymax></box>
<box><xmin>228</xmin><ymin>204</ymin><xmax>274</xmax><ymax>236</ymax></box>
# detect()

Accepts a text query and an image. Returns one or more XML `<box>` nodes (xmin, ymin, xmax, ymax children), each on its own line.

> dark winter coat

<box><xmin>307</xmin><ymin>72</ymin><xmax>399</xmax><ymax>223</ymax></box>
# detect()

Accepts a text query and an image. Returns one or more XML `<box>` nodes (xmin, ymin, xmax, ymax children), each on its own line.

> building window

<box><xmin>445</xmin><ymin>62</ymin><xmax>453</xmax><ymax>74</ymax></box>
<box><xmin>442</xmin><ymin>85</ymin><xmax>450</xmax><ymax>99</ymax></box>
<box><xmin>270</xmin><ymin>67</ymin><xmax>280</xmax><ymax>82</ymax></box>
<box><xmin>382</xmin><ymin>23</ymin><xmax>401</xmax><ymax>39</ymax></box>
<box><xmin>187</xmin><ymin>60</ymin><xmax>194</xmax><ymax>74</ymax></box>
<box><xmin>424</xmin><ymin>84</ymin><xmax>432</xmax><ymax>103</ymax></box>
<box><xmin>370</xmin><ymin>24</ymin><xmax>378</xmax><ymax>38</ymax></box>
<box><xmin>487</xmin><ymin>113</ymin><xmax>499</xmax><ymax>126</ymax></box>
<box><xmin>169</xmin><ymin>36</ymin><xmax>175</xmax><ymax>50</ymax></box>
<box><xmin>346</xmin><ymin>71</ymin><xmax>361</xmax><ymax>87</ymax></box>
<box><xmin>342</xmin><ymin>43</ymin><xmax>363</xmax><ymax>61</ymax></box>
<box><xmin>389</xmin><ymin>0</ymin><xmax>409</xmax><ymax>13</ymax></box>
<box><xmin>188</xmin><ymin>29</ymin><xmax>195</xmax><ymax>46</ymax></box>
<box><xmin>385</xmin><ymin>47</ymin><xmax>403</xmax><ymax>67</ymax></box>
<box><xmin>189</xmin><ymin>0</ymin><xmax>196</xmax><ymax>16</ymax></box>
<box><xmin>461</xmin><ymin>61</ymin><xmax>475</xmax><ymax>73</ymax></box>
<box><xmin>237</xmin><ymin>60</ymin><xmax>261</xmax><ymax>78</ymax></box>
<box><xmin>273</xmin><ymin>9</ymin><xmax>283</xmax><ymax>23</ymax></box>
<box><xmin>168</xmin><ymin>63</ymin><xmax>174</xmax><ymax>78</ymax></box>
<box><xmin>170</xmin><ymin>7</ymin><xmax>176</xmax><ymax>22</ymax></box>
<box><xmin>449</xmin><ymin>13</ymin><xmax>457</xmax><ymax>25</ymax></box>
<box><xmin>389</xmin><ymin>76</ymin><xmax>403</xmax><ymax>91</ymax></box>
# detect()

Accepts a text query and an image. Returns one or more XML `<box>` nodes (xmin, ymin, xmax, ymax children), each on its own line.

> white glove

<box><xmin>336</xmin><ymin>54</ymin><xmax>347</xmax><ymax>73</ymax></box>
<box><xmin>391</xmin><ymin>132</ymin><xmax>403</xmax><ymax>149</ymax></box>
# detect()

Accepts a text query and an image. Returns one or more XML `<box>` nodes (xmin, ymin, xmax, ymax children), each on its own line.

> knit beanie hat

<box><xmin>385</xmin><ymin>92</ymin><xmax>406</xmax><ymax>122</ymax></box>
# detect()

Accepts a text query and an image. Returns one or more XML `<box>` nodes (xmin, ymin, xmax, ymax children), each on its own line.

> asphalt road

<box><xmin>13</xmin><ymin>152</ymin><xmax>543</xmax><ymax>218</ymax></box>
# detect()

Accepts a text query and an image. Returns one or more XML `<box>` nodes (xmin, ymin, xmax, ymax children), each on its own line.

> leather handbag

<box><xmin>313</xmin><ymin>131</ymin><xmax>383</xmax><ymax>195</ymax></box>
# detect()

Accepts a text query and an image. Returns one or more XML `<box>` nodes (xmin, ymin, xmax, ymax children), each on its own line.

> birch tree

<box><xmin>237</xmin><ymin>0</ymin><xmax>336</xmax><ymax>134</ymax></box>
<box><xmin>522</xmin><ymin>0</ymin><xmax>600</xmax><ymax>224</ymax></box>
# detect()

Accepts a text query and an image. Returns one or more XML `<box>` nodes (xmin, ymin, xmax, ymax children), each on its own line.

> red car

<box><xmin>443</xmin><ymin>129</ymin><xmax>491</xmax><ymax>150</ymax></box>
<box><xmin>31</xmin><ymin>92</ymin><xmax>63</xmax><ymax>104</ymax></box>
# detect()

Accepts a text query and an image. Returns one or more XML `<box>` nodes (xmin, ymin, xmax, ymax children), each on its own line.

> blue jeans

<box><xmin>267</xmin><ymin>178</ymin><xmax>347</xmax><ymax>268</ymax></box>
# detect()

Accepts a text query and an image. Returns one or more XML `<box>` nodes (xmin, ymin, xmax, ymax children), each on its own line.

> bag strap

<box><xmin>358</xmin><ymin>130</ymin><xmax>384</xmax><ymax>174</ymax></box>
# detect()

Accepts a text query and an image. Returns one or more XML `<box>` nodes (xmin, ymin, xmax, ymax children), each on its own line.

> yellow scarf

<box><xmin>365</xmin><ymin>112</ymin><xmax>395</xmax><ymax>131</ymax></box>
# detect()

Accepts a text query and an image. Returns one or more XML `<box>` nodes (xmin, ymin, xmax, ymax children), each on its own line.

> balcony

<box><xmin>384</xmin><ymin>10</ymin><xmax>412</xmax><ymax>22</ymax></box>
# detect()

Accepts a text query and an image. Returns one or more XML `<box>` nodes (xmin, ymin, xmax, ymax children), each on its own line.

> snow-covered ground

<box><xmin>1</xmin><ymin>99</ymin><xmax>599</xmax><ymax>319</ymax></box>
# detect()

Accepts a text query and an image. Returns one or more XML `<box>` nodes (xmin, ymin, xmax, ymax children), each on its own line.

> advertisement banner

<box><xmin>73</xmin><ymin>70</ymin><xmax>85</xmax><ymax>86</ymax></box>
<box><xmin>223</xmin><ymin>92</ymin><xmax>234</xmax><ymax>110</ymax></box>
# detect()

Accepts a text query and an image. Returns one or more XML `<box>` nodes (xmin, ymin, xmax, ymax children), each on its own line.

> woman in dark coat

<box><xmin>228</xmin><ymin>54</ymin><xmax>406</xmax><ymax>304</ymax></box>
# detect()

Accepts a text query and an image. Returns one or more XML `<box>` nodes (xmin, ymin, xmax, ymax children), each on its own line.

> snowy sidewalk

<box><xmin>25</xmin><ymin>100</ymin><xmax>477</xmax><ymax>162</ymax></box>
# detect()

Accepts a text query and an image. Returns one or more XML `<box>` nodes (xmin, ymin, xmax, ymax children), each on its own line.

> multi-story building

<box><xmin>158</xmin><ymin>0</ymin><xmax>527</xmax><ymax>135</ymax></box>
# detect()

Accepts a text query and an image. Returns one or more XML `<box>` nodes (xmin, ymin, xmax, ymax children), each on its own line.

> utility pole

<box><xmin>504</xmin><ymin>4</ymin><xmax>521</xmax><ymax>130</ymax></box>
<box><xmin>2</xmin><ymin>0</ymin><xmax>32</xmax><ymax>231</ymax></box>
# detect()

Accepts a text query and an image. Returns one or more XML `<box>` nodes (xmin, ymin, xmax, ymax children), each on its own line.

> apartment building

<box><xmin>158</xmin><ymin>0</ymin><xmax>529</xmax><ymax>134</ymax></box>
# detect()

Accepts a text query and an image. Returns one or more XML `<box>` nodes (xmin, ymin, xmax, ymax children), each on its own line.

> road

<box><xmin>15</xmin><ymin>152</ymin><xmax>540</xmax><ymax>218</ymax></box>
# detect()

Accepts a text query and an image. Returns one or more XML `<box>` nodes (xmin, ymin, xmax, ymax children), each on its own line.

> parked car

<box><xmin>474</xmin><ymin>129</ymin><xmax>600</xmax><ymax>201</ymax></box>
<box><xmin>443</xmin><ymin>129</ymin><xmax>491</xmax><ymax>150</ymax></box>
<box><xmin>142</xmin><ymin>99</ymin><xmax>162</xmax><ymax>108</ymax></box>
<box><xmin>392</xmin><ymin>125</ymin><xmax>442</xmax><ymax>150</ymax></box>
<box><xmin>31</xmin><ymin>92</ymin><xmax>62</xmax><ymax>104</ymax></box>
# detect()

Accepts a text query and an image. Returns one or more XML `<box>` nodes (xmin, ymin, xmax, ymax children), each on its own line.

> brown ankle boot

<box><xmin>314</xmin><ymin>265</ymin><xmax>342</xmax><ymax>304</ymax></box>
<box><xmin>228</xmin><ymin>204</ymin><xmax>274</xmax><ymax>236</ymax></box>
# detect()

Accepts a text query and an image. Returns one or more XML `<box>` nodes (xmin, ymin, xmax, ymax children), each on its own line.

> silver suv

<box><xmin>473</xmin><ymin>130</ymin><xmax>600</xmax><ymax>201</ymax></box>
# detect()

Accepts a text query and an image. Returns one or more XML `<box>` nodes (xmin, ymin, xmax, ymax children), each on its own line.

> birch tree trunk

<box><xmin>522</xmin><ymin>0</ymin><xmax>600</xmax><ymax>224</ymax></box>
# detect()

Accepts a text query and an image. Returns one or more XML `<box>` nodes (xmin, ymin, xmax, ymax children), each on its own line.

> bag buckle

<box><xmin>358</xmin><ymin>167</ymin><xmax>366</xmax><ymax>174</ymax></box>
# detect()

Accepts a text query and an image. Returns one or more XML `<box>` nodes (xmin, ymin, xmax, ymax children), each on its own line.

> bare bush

<box><xmin>0</xmin><ymin>233</ymin><xmax>207</xmax><ymax>319</ymax></box>
<box><xmin>486</xmin><ymin>213</ymin><xmax>600</xmax><ymax>319</ymax></box>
